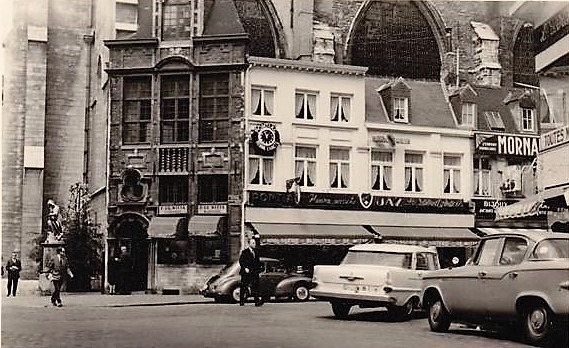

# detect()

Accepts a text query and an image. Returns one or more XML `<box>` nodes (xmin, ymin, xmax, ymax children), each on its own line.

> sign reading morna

<box><xmin>476</xmin><ymin>134</ymin><xmax>539</xmax><ymax>157</ymax></box>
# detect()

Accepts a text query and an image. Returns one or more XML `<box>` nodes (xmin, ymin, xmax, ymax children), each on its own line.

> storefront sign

<box><xmin>197</xmin><ymin>204</ymin><xmax>227</xmax><ymax>215</ymax></box>
<box><xmin>372</xmin><ymin>134</ymin><xmax>411</xmax><ymax>146</ymax></box>
<box><xmin>473</xmin><ymin>199</ymin><xmax>547</xmax><ymax>219</ymax></box>
<box><xmin>534</xmin><ymin>5</ymin><xmax>569</xmax><ymax>54</ymax></box>
<box><xmin>158</xmin><ymin>204</ymin><xmax>188</xmax><ymax>215</ymax></box>
<box><xmin>249</xmin><ymin>191</ymin><xmax>469</xmax><ymax>214</ymax></box>
<box><xmin>540</xmin><ymin>125</ymin><xmax>569</xmax><ymax>151</ymax></box>
<box><xmin>262</xmin><ymin>237</ymin><xmax>370</xmax><ymax>246</ymax></box>
<box><xmin>475</xmin><ymin>134</ymin><xmax>539</xmax><ymax>157</ymax></box>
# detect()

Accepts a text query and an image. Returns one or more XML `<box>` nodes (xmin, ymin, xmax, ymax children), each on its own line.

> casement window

<box><xmin>484</xmin><ymin>111</ymin><xmax>505</xmax><ymax>131</ymax></box>
<box><xmin>522</xmin><ymin>108</ymin><xmax>534</xmax><ymax>131</ymax></box>
<box><xmin>404</xmin><ymin>153</ymin><xmax>424</xmax><ymax>192</ymax></box>
<box><xmin>371</xmin><ymin>151</ymin><xmax>392</xmax><ymax>191</ymax></box>
<box><xmin>199</xmin><ymin>74</ymin><xmax>229</xmax><ymax>142</ymax></box>
<box><xmin>198</xmin><ymin>175</ymin><xmax>228</xmax><ymax>203</ymax></box>
<box><xmin>159</xmin><ymin>176</ymin><xmax>188</xmax><ymax>204</ymax></box>
<box><xmin>295</xmin><ymin>91</ymin><xmax>317</xmax><ymax>120</ymax></box>
<box><xmin>123</xmin><ymin>76</ymin><xmax>152</xmax><ymax>144</ymax></box>
<box><xmin>249</xmin><ymin>154</ymin><xmax>274</xmax><ymax>185</ymax></box>
<box><xmin>330</xmin><ymin>95</ymin><xmax>351</xmax><ymax>122</ymax></box>
<box><xmin>251</xmin><ymin>87</ymin><xmax>274</xmax><ymax>117</ymax></box>
<box><xmin>196</xmin><ymin>236</ymin><xmax>225</xmax><ymax>264</ymax></box>
<box><xmin>443</xmin><ymin>155</ymin><xmax>461</xmax><ymax>194</ymax></box>
<box><xmin>329</xmin><ymin>148</ymin><xmax>350</xmax><ymax>189</ymax></box>
<box><xmin>473</xmin><ymin>157</ymin><xmax>491</xmax><ymax>196</ymax></box>
<box><xmin>461</xmin><ymin>103</ymin><xmax>476</xmax><ymax>126</ymax></box>
<box><xmin>162</xmin><ymin>0</ymin><xmax>192</xmax><ymax>40</ymax></box>
<box><xmin>393</xmin><ymin>97</ymin><xmax>408</xmax><ymax>123</ymax></box>
<box><xmin>294</xmin><ymin>146</ymin><xmax>316</xmax><ymax>187</ymax></box>
<box><xmin>157</xmin><ymin>239</ymin><xmax>189</xmax><ymax>265</ymax></box>
<box><xmin>161</xmin><ymin>76</ymin><xmax>190</xmax><ymax>143</ymax></box>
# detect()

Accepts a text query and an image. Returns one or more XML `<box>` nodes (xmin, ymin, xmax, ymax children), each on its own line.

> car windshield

<box><xmin>532</xmin><ymin>239</ymin><xmax>569</xmax><ymax>259</ymax></box>
<box><xmin>342</xmin><ymin>251</ymin><xmax>412</xmax><ymax>269</ymax></box>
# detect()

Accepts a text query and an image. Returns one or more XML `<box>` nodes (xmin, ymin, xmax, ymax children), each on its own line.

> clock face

<box><xmin>259</xmin><ymin>128</ymin><xmax>275</xmax><ymax>146</ymax></box>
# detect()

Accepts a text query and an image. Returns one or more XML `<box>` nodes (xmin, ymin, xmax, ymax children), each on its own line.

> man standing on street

<box><xmin>238</xmin><ymin>238</ymin><xmax>263</xmax><ymax>307</ymax></box>
<box><xmin>117</xmin><ymin>246</ymin><xmax>133</xmax><ymax>295</ymax></box>
<box><xmin>47</xmin><ymin>247</ymin><xmax>73</xmax><ymax>307</ymax></box>
<box><xmin>6</xmin><ymin>251</ymin><xmax>22</xmax><ymax>297</ymax></box>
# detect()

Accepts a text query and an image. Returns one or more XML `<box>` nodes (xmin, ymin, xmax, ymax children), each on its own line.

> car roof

<box><xmin>349</xmin><ymin>243</ymin><xmax>436</xmax><ymax>253</ymax></box>
<box><xmin>484</xmin><ymin>231</ymin><xmax>569</xmax><ymax>242</ymax></box>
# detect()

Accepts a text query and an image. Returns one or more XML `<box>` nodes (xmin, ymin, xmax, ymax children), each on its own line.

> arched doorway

<box><xmin>108</xmin><ymin>214</ymin><xmax>149</xmax><ymax>292</ymax></box>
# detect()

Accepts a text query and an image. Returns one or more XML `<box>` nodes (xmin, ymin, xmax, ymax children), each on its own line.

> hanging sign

<box><xmin>251</xmin><ymin>123</ymin><xmax>280</xmax><ymax>154</ymax></box>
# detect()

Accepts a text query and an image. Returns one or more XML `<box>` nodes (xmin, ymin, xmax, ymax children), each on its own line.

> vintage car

<box><xmin>421</xmin><ymin>231</ymin><xmax>569</xmax><ymax>347</ymax></box>
<box><xmin>311</xmin><ymin>243</ymin><xmax>439</xmax><ymax>320</ymax></box>
<box><xmin>201</xmin><ymin>257</ymin><xmax>313</xmax><ymax>303</ymax></box>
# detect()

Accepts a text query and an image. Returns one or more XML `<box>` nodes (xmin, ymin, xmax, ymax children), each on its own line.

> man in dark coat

<box><xmin>117</xmin><ymin>246</ymin><xmax>133</xmax><ymax>295</ymax></box>
<box><xmin>47</xmin><ymin>247</ymin><xmax>73</xmax><ymax>307</ymax></box>
<box><xmin>6</xmin><ymin>251</ymin><xmax>22</xmax><ymax>297</ymax></box>
<box><xmin>238</xmin><ymin>238</ymin><xmax>263</xmax><ymax>306</ymax></box>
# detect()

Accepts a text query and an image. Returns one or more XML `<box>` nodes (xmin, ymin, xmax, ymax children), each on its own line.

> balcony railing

<box><xmin>158</xmin><ymin>147</ymin><xmax>190</xmax><ymax>173</ymax></box>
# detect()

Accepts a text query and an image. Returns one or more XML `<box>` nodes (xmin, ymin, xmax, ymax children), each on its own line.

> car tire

<box><xmin>292</xmin><ymin>283</ymin><xmax>310</xmax><ymax>302</ymax></box>
<box><xmin>522</xmin><ymin>302</ymin><xmax>554</xmax><ymax>346</ymax></box>
<box><xmin>331</xmin><ymin>302</ymin><xmax>351</xmax><ymax>319</ymax></box>
<box><xmin>427</xmin><ymin>298</ymin><xmax>451</xmax><ymax>332</ymax></box>
<box><xmin>388</xmin><ymin>299</ymin><xmax>415</xmax><ymax>321</ymax></box>
<box><xmin>231</xmin><ymin>286</ymin><xmax>242</xmax><ymax>303</ymax></box>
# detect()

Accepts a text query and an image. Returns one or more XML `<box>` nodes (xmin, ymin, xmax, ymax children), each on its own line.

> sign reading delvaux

<box><xmin>475</xmin><ymin>133</ymin><xmax>539</xmax><ymax>157</ymax></box>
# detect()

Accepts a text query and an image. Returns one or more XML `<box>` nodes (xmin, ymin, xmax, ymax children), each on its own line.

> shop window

<box><xmin>198</xmin><ymin>175</ymin><xmax>228</xmax><ymax>203</ymax></box>
<box><xmin>161</xmin><ymin>75</ymin><xmax>190</xmax><ymax>143</ymax></box>
<box><xmin>199</xmin><ymin>74</ymin><xmax>229</xmax><ymax>142</ymax></box>
<box><xmin>251</xmin><ymin>87</ymin><xmax>274</xmax><ymax>117</ymax></box>
<box><xmin>393</xmin><ymin>97</ymin><xmax>408</xmax><ymax>123</ymax></box>
<box><xmin>157</xmin><ymin>239</ymin><xmax>189</xmax><ymax>265</ymax></box>
<box><xmin>295</xmin><ymin>91</ymin><xmax>317</xmax><ymax>120</ymax></box>
<box><xmin>521</xmin><ymin>108</ymin><xmax>534</xmax><ymax>132</ymax></box>
<box><xmin>443</xmin><ymin>155</ymin><xmax>461</xmax><ymax>194</ymax></box>
<box><xmin>329</xmin><ymin>148</ymin><xmax>350</xmax><ymax>189</ymax></box>
<box><xmin>461</xmin><ymin>103</ymin><xmax>476</xmax><ymax>126</ymax></box>
<box><xmin>159</xmin><ymin>176</ymin><xmax>188</xmax><ymax>204</ymax></box>
<box><xmin>371</xmin><ymin>151</ymin><xmax>392</xmax><ymax>191</ymax></box>
<box><xmin>162</xmin><ymin>0</ymin><xmax>192</xmax><ymax>40</ymax></box>
<box><xmin>404</xmin><ymin>153</ymin><xmax>423</xmax><ymax>192</ymax></box>
<box><xmin>330</xmin><ymin>95</ymin><xmax>351</xmax><ymax>122</ymax></box>
<box><xmin>196</xmin><ymin>236</ymin><xmax>225</xmax><ymax>264</ymax></box>
<box><xmin>294</xmin><ymin>146</ymin><xmax>316</xmax><ymax>187</ymax></box>
<box><xmin>249</xmin><ymin>154</ymin><xmax>273</xmax><ymax>185</ymax></box>
<box><xmin>123</xmin><ymin>76</ymin><xmax>152</xmax><ymax>144</ymax></box>
<box><xmin>473</xmin><ymin>157</ymin><xmax>491</xmax><ymax>196</ymax></box>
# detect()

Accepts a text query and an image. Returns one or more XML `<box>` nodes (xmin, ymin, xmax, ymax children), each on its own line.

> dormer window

<box><xmin>393</xmin><ymin>97</ymin><xmax>408</xmax><ymax>123</ymax></box>
<box><xmin>461</xmin><ymin>103</ymin><xmax>476</xmax><ymax>126</ymax></box>
<box><xmin>521</xmin><ymin>108</ymin><xmax>534</xmax><ymax>131</ymax></box>
<box><xmin>484</xmin><ymin>111</ymin><xmax>505</xmax><ymax>131</ymax></box>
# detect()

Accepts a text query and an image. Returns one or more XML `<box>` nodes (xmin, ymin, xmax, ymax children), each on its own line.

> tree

<box><xmin>61</xmin><ymin>183</ymin><xmax>104</xmax><ymax>291</ymax></box>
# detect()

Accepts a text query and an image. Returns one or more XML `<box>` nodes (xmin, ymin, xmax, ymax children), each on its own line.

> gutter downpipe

<box><xmin>241</xmin><ymin>64</ymin><xmax>251</xmax><ymax>251</ymax></box>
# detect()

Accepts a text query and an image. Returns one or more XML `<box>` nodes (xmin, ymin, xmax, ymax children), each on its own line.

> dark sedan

<box><xmin>201</xmin><ymin>257</ymin><xmax>313</xmax><ymax>303</ymax></box>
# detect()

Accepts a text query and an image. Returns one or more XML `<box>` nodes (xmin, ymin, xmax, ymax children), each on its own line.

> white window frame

<box><xmin>393</xmin><ymin>97</ymin><xmax>408</xmax><ymax>123</ymax></box>
<box><xmin>295</xmin><ymin>91</ymin><xmax>318</xmax><ymax>120</ymax></box>
<box><xmin>522</xmin><ymin>108</ymin><xmax>534</xmax><ymax>131</ymax></box>
<box><xmin>251</xmin><ymin>87</ymin><xmax>275</xmax><ymax>117</ymax></box>
<box><xmin>404</xmin><ymin>153</ymin><xmax>424</xmax><ymax>193</ymax></box>
<box><xmin>371</xmin><ymin>150</ymin><xmax>392</xmax><ymax>191</ymax></box>
<box><xmin>329</xmin><ymin>148</ymin><xmax>350</xmax><ymax>189</ymax></box>
<box><xmin>443</xmin><ymin>155</ymin><xmax>462</xmax><ymax>194</ymax></box>
<box><xmin>461</xmin><ymin>103</ymin><xmax>476</xmax><ymax>126</ymax></box>
<box><xmin>294</xmin><ymin>146</ymin><xmax>317</xmax><ymax>187</ymax></box>
<box><xmin>248</xmin><ymin>154</ymin><xmax>273</xmax><ymax>186</ymax></box>
<box><xmin>473</xmin><ymin>157</ymin><xmax>491</xmax><ymax>196</ymax></box>
<box><xmin>330</xmin><ymin>94</ymin><xmax>351</xmax><ymax>123</ymax></box>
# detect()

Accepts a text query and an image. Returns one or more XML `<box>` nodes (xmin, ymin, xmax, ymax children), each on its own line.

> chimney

<box><xmin>313</xmin><ymin>21</ymin><xmax>335</xmax><ymax>64</ymax></box>
<box><xmin>470</xmin><ymin>22</ymin><xmax>502</xmax><ymax>87</ymax></box>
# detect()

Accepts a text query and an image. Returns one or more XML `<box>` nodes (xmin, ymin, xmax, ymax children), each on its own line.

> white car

<box><xmin>311</xmin><ymin>243</ymin><xmax>439</xmax><ymax>320</ymax></box>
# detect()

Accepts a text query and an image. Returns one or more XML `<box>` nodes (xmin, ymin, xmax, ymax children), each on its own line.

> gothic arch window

<box><xmin>513</xmin><ymin>25</ymin><xmax>538</xmax><ymax>86</ymax></box>
<box><xmin>349</xmin><ymin>0</ymin><xmax>441</xmax><ymax>80</ymax></box>
<box><xmin>234</xmin><ymin>0</ymin><xmax>278</xmax><ymax>58</ymax></box>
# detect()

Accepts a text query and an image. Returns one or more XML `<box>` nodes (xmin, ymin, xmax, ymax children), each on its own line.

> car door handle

<box><xmin>478</xmin><ymin>271</ymin><xmax>487</xmax><ymax>278</ymax></box>
<box><xmin>509</xmin><ymin>272</ymin><xmax>518</xmax><ymax>279</ymax></box>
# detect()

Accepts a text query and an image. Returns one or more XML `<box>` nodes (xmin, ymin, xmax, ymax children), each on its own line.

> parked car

<box><xmin>201</xmin><ymin>257</ymin><xmax>313</xmax><ymax>303</ymax></box>
<box><xmin>311</xmin><ymin>243</ymin><xmax>439</xmax><ymax>320</ymax></box>
<box><xmin>421</xmin><ymin>231</ymin><xmax>569</xmax><ymax>347</ymax></box>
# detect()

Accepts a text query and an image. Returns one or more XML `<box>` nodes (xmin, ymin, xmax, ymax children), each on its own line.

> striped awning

<box><xmin>188</xmin><ymin>215</ymin><xmax>224</xmax><ymax>237</ymax></box>
<box><xmin>370</xmin><ymin>226</ymin><xmax>480</xmax><ymax>247</ymax></box>
<box><xmin>475</xmin><ymin>228</ymin><xmax>549</xmax><ymax>236</ymax></box>
<box><xmin>495</xmin><ymin>185</ymin><xmax>569</xmax><ymax>221</ymax></box>
<box><xmin>250</xmin><ymin>223</ymin><xmax>373</xmax><ymax>246</ymax></box>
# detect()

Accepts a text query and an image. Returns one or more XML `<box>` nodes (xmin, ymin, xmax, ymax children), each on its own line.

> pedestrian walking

<box><xmin>47</xmin><ymin>247</ymin><xmax>73</xmax><ymax>307</ymax></box>
<box><xmin>117</xmin><ymin>246</ymin><xmax>133</xmax><ymax>295</ymax></box>
<box><xmin>238</xmin><ymin>238</ymin><xmax>263</xmax><ymax>307</ymax></box>
<box><xmin>108</xmin><ymin>254</ymin><xmax>119</xmax><ymax>295</ymax></box>
<box><xmin>6</xmin><ymin>251</ymin><xmax>22</xmax><ymax>297</ymax></box>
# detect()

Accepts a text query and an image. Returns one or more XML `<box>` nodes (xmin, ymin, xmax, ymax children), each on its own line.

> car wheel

<box><xmin>331</xmin><ymin>302</ymin><xmax>351</xmax><ymax>319</ymax></box>
<box><xmin>427</xmin><ymin>298</ymin><xmax>451</xmax><ymax>332</ymax></box>
<box><xmin>292</xmin><ymin>283</ymin><xmax>310</xmax><ymax>302</ymax></box>
<box><xmin>522</xmin><ymin>302</ymin><xmax>553</xmax><ymax>346</ymax></box>
<box><xmin>388</xmin><ymin>299</ymin><xmax>415</xmax><ymax>321</ymax></box>
<box><xmin>231</xmin><ymin>286</ymin><xmax>242</xmax><ymax>303</ymax></box>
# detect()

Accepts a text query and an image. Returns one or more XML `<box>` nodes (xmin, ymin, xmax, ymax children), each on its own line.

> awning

<box><xmin>474</xmin><ymin>228</ymin><xmax>548</xmax><ymax>236</ymax></box>
<box><xmin>495</xmin><ymin>185</ymin><xmax>569</xmax><ymax>221</ymax></box>
<box><xmin>250</xmin><ymin>223</ymin><xmax>374</xmax><ymax>246</ymax></box>
<box><xmin>370</xmin><ymin>226</ymin><xmax>480</xmax><ymax>247</ymax></box>
<box><xmin>147</xmin><ymin>217</ymin><xmax>184</xmax><ymax>238</ymax></box>
<box><xmin>188</xmin><ymin>215</ymin><xmax>224</xmax><ymax>237</ymax></box>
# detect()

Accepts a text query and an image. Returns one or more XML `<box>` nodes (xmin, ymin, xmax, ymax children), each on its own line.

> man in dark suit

<box><xmin>239</xmin><ymin>238</ymin><xmax>263</xmax><ymax>306</ymax></box>
<box><xmin>47</xmin><ymin>247</ymin><xmax>73</xmax><ymax>307</ymax></box>
<box><xmin>117</xmin><ymin>246</ymin><xmax>133</xmax><ymax>295</ymax></box>
<box><xmin>6</xmin><ymin>251</ymin><xmax>22</xmax><ymax>297</ymax></box>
